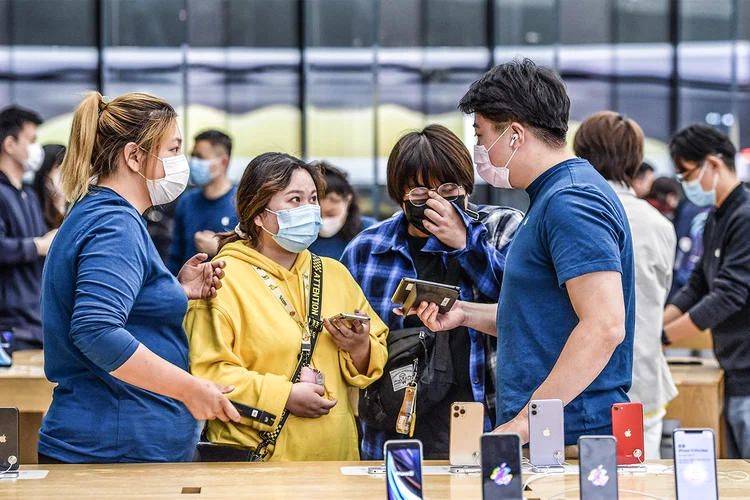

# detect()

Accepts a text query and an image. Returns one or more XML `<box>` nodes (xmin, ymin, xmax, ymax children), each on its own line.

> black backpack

<box><xmin>359</xmin><ymin>326</ymin><xmax>454</xmax><ymax>430</ymax></box>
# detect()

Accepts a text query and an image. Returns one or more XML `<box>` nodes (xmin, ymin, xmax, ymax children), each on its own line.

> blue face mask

<box><xmin>189</xmin><ymin>157</ymin><xmax>217</xmax><ymax>186</ymax></box>
<box><xmin>681</xmin><ymin>162</ymin><xmax>718</xmax><ymax>207</ymax></box>
<box><xmin>263</xmin><ymin>204</ymin><xmax>322</xmax><ymax>253</ymax></box>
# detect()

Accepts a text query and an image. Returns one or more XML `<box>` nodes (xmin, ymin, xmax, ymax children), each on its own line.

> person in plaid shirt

<box><xmin>342</xmin><ymin>124</ymin><xmax>522</xmax><ymax>459</ymax></box>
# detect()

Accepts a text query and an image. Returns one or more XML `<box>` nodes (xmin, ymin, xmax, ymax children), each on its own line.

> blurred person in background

<box><xmin>33</xmin><ymin>144</ymin><xmax>67</xmax><ymax>230</ymax></box>
<box><xmin>167</xmin><ymin>130</ymin><xmax>237</xmax><ymax>275</ymax></box>
<box><xmin>0</xmin><ymin>106</ymin><xmax>57</xmax><ymax>351</ymax></box>
<box><xmin>343</xmin><ymin>124</ymin><xmax>523</xmax><ymax>460</ymax></box>
<box><xmin>646</xmin><ymin>176</ymin><xmax>681</xmax><ymax>220</ymax></box>
<box><xmin>308</xmin><ymin>161</ymin><xmax>377</xmax><ymax>260</ymax></box>
<box><xmin>669</xmin><ymin>183</ymin><xmax>711</xmax><ymax>301</ymax></box>
<box><xmin>574</xmin><ymin>111</ymin><xmax>677</xmax><ymax>459</ymax></box>
<box><xmin>632</xmin><ymin>161</ymin><xmax>655</xmax><ymax>199</ymax></box>
<box><xmin>663</xmin><ymin>124</ymin><xmax>750</xmax><ymax>458</ymax></box>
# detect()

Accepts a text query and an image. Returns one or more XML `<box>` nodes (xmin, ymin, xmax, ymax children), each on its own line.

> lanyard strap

<box><xmin>253</xmin><ymin>254</ymin><xmax>324</xmax><ymax>457</ymax></box>
<box><xmin>253</xmin><ymin>266</ymin><xmax>313</xmax><ymax>351</ymax></box>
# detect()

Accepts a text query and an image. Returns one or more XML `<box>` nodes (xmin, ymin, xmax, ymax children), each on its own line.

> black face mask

<box><xmin>404</xmin><ymin>195</ymin><xmax>466</xmax><ymax>235</ymax></box>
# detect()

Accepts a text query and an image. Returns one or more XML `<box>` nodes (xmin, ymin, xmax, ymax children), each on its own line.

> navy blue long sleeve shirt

<box><xmin>39</xmin><ymin>187</ymin><xmax>196</xmax><ymax>463</ymax></box>
<box><xmin>0</xmin><ymin>171</ymin><xmax>47</xmax><ymax>344</ymax></box>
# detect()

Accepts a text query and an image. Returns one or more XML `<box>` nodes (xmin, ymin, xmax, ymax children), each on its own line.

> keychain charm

<box><xmin>396</xmin><ymin>359</ymin><xmax>418</xmax><ymax>436</ymax></box>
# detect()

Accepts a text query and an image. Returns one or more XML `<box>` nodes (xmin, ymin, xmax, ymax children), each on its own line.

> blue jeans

<box><xmin>725</xmin><ymin>395</ymin><xmax>750</xmax><ymax>458</ymax></box>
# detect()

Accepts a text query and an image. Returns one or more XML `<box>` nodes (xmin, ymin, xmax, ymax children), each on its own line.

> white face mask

<box><xmin>139</xmin><ymin>153</ymin><xmax>190</xmax><ymax>206</ymax></box>
<box><xmin>319</xmin><ymin>211</ymin><xmax>347</xmax><ymax>238</ymax></box>
<box><xmin>23</xmin><ymin>142</ymin><xmax>45</xmax><ymax>173</ymax></box>
<box><xmin>473</xmin><ymin>125</ymin><xmax>518</xmax><ymax>189</ymax></box>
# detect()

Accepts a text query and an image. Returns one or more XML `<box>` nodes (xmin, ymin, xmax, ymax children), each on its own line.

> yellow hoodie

<box><xmin>185</xmin><ymin>241</ymin><xmax>389</xmax><ymax>461</ymax></box>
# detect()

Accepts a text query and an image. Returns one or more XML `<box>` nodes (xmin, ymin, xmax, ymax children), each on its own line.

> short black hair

<box><xmin>670</xmin><ymin>124</ymin><xmax>736</xmax><ymax>172</ymax></box>
<box><xmin>0</xmin><ymin>106</ymin><xmax>43</xmax><ymax>144</ymax></box>
<box><xmin>634</xmin><ymin>162</ymin><xmax>654</xmax><ymax>180</ymax></box>
<box><xmin>194</xmin><ymin>129</ymin><xmax>232</xmax><ymax>157</ymax></box>
<box><xmin>458</xmin><ymin>58</ymin><xmax>570</xmax><ymax>148</ymax></box>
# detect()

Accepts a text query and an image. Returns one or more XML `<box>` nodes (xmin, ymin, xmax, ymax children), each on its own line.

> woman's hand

<box><xmin>286</xmin><ymin>382</ymin><xmax>338</xmax><ymax>418</ymax></box>
<box><xmin>178</xmin><ymin>253</ymin><xmax>225</xmax><ymax>300</ymax></box>
<box><xmin>323</xmin><ymin>310</ymin><xmax>372</xmax><ymax>373</ymax></box>
<box><xmin>180</xmin><ymin>377</ymin><xmax>241</xmax><ymax>423</ymax></box>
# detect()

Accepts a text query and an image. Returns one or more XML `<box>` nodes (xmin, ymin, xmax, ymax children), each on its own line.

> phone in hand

<box><xmin>385</xmin><ymin>439</ymin><xmax>423</xmax><ymax>500</ymax></box>
<box><xmin>391</xmin><ymin>277</ymin><xmax>461</xmax><ymax>314</ymax></box>
<box><xmin>481</xmin><ymin>433</ymin><xmax>523</xmax><ymax>500</ymax></box>
<box><xmin>334</xmin><ymin>313</ymin><xmax>370</xmax><ymax>322</ymax></box>
<box><xmin>450</xmin><ymin>402</ymin><xmax>484</xmax><ymax>466</ymax></box>
<box><xmin>528</xmin><ymin>399</ymin><xmax>564</xmax><ymax>466</ymax></box>
<box><xmin>578</xmin><ymin>436</ymin><xmax>619</xmax><ymax>500</ymax></box>
<box><xmin>673</xmin><ymin>429</ymin><xmax>718</xmax><ymax>500</ymax></box>
<box><xmin>611</xmin><ymin>402</ymin><xmax>644</xmax><ymax>465</ymax></box>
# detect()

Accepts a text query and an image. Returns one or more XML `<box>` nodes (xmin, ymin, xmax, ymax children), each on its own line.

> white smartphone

<box><xmin>335</xmin><ymin>312</ymin><xmax>370</xmax><ymax>322</ymax></box>
<box><xmin>528</xmin><ymin>399</ymin><xmax>565</xmax><ymax>467</ymax></box>
<box><xmin>673</xmin><ymin>429</ymin><xmax>718</xmax><ymax>500</ymax></box>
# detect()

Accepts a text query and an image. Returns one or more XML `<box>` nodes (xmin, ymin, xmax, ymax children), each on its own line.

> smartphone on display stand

<box><xmin>0</xmin><ymin>328</ymin><xmax>13</xmax><ymax>368</ymax></box>
<box><xmin>0</xmin><ymin>407</ymin><xmax>19</xmax><ymax>472</ymax></box>
<box><xmin>481</xmin><ymin>433</ymin><xmax>523</xmax><ymax>500</ymax></box>
<box><xmin>578</xmin><ymin>436</ymin><xmax>619</xmax><ymax>500</ymax></box>
<box><xmin>385</xmin><ymin>439</ymin><xmax>423</xmax><ymax>500</ymax></box>
<box><xmin>611</xmin><ymin>402</ymin><xmax>645</xmax><ymax>465</ymax></box>
<box><xmin>673</xmin><ymin>429</ymin><xmax>718</xmax><ymax>500</ymax></box>
<box><xmin>449</xmin><ymin>401</ymin><xmax>484</xmax><ymax>468</ymax></box>
<box><xmin>528</xmin><ymin>399</ymin><xmax>564</xmax><ymax>467</ymax></box>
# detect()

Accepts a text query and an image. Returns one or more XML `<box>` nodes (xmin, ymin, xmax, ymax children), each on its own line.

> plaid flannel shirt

<box><xmin>341</xmin><ymin>204</ymin><xmax>523</xmax><ymax>460</ymax></box>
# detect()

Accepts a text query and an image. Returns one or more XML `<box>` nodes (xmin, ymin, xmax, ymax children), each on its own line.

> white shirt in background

<box><xmin>609</xmin><ymin>181</ymin><xmax>679</xmax><ymax>415</ymax></box>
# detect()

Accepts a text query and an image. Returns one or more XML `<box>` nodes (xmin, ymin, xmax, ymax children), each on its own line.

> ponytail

<box><xmin>59</xmin><ymin>91</ymin><xmax>177</xmax><ymax>205</ymax></box>
<box><xmin>60</xmin><ymin>92</ymin><xmax>102</xmax><ymax>204</ymax></box>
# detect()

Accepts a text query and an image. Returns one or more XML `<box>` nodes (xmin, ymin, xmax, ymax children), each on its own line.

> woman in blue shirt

<box><xmin>38</xmin><ymin>92</ymin><xmax>241</xmax><ymax>464</ymax></box>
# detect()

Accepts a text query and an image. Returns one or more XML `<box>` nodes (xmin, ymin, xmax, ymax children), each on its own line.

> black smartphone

<box><xmin>0</xmin><ymin>407</ymin><xmax>19</xmax><ymax>472</ymax></box>
<box><xmin>673</xmin><ymin>429</ymin><xmax>718</xmax><ymax>500</ymax></box>
<box><xmin>578</xmin><ymin>436</ymin><xmax>619</xmax><ymax>500</ymax></box>
<box><xmin>384</xmin><ymin>439</ymin><xmax>423</xmax><ymax>500</ymax></box>
<box><xmin>0</xmin><ymin>328</ymin><xmax>13</xmax><ymax>368</ymax></box>
<box><xmin>481</xmin><ymin>433</ymin><xmax>523</xmax><ymax>500</ymax></box>
<box><xmin>229</xmin><ymin>401</ymin><xmax>276</xmax><ymax>426</ymax></box>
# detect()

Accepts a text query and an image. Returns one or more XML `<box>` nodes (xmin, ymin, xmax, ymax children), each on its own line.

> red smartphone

<box><xmin>611</xmin><ymin>402</ymin><xmax>644</xmax><ymax>465</ymax></box>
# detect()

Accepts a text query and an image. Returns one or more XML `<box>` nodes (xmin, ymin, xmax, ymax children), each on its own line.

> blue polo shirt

<box><xmin>496</xmin><ymin>158</ymin><xmax>635</xmax><ymax>445</ymax></box>
<box><xmin>166</xmin><ymin>187</ymin><xmax>237</xmax><ymax>275</ymax></box>
<box><xmin>39</xmin><ymin>187</ymin><xmax>196</xmax><ymax>463</ymax></box>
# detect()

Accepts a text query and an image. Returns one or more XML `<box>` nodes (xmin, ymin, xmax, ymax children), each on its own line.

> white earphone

<box><xmin>510</xmin><ymin>133</ymin><xmax>519</xmax><ymax>146</ymax></box>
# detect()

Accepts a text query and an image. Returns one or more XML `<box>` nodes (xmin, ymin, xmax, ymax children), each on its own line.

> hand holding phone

<box><xmin>391</xmin><ymin>278</ymin><xmax>461</xmax><ymax>314</ymax></box>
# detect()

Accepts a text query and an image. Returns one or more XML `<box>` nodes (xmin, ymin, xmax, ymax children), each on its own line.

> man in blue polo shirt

<box><xmin>413</xmin><ymin>59</ymin><xmax>635</xmax><ymax>445</ymax></box>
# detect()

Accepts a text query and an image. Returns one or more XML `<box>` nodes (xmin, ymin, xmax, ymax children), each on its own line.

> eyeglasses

<box><xmin>406</xmin><ymin>183</ymin><xmax>462</xmax><ymax>206</ymax></box>
<box><xmin>676</xmin><ymin>154</ymin><xmax>722</xmax><ymax>182</ymax></box>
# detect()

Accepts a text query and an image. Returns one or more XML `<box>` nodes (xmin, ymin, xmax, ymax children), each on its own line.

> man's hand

<box><xmin>194</xmin><ymin>230</ymin><xmax>219</xmax><ymax>257</ymax></box>
<box><xmin>34</xmin><ymin>228</ymin><xmax>58</xmax><ymax>257</ymax></box>
<box><xmin>422</xmin><ymin>190</ymin><xmax>467</xmax><ymax>250</ymax></box>
<box><xmin>493</xmin><ymin>410</ymin><xmax>530</xmax><ymax>445</ymax></box>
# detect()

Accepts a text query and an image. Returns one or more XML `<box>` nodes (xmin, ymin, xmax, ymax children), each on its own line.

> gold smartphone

<box><xmin>449</xmin><ymin>401</ymin><xmax>485</xmax><ymax>466</ymax></box>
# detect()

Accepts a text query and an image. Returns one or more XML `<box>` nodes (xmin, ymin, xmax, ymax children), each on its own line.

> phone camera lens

<box><xmin>460</xmin><ymin>409</ymin><xmax>466</xmax><ymax>415</ymax></box>
<box><xmin>614</xmin><ymin>406</ymin><xmax>619</xmax><ymax>411</ymax></box>
<box><xmin>453</xmin><ymin>405</ymin><xmax>459</xmax><ymax>411</ymax></box>
<box><xmin>531</xmin><ymin>404</ymin><xmax>537</xmax><ymax>410</ymax></box>
<box><xmin>453</xmin><ymin>412</ymin><xmax>460</xmax><ymax>418</ymax></box>
<box><xmin>531</xmin><ymin>410</ymin><xmax>537</xmax><ymax>416</ymax></box>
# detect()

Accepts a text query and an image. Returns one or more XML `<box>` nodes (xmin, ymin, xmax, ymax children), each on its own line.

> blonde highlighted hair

<box><xmin>60</xmin><ymin>91</ymin><xmax>177</xmax><ymax>204</ymax></box>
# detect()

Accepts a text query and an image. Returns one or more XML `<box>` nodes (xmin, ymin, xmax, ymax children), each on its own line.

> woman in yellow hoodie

<box><xmin>185</xmin><ymin>152</ymin><xmax>388</xmax><ymax>461</ymax></box>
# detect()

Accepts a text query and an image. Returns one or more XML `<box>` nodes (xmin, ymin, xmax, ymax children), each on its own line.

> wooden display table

<box><xmin>2</xmin><ymin>460</ymin><xmax>750</xmax><ymax>499</ymax></box>
<box><xmin>667</xmin><ymin>358</ymin><xmax>725</xmax><ymax>457</ymax></box>
<box><xmin>0</xmin><ymin>350</ymin><xmax>55</xmax><ymax>464</ymax></box>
